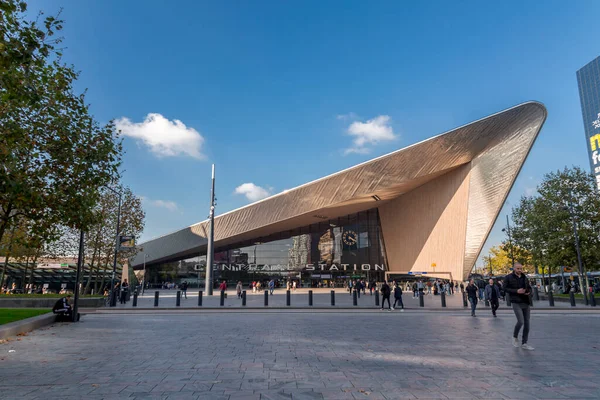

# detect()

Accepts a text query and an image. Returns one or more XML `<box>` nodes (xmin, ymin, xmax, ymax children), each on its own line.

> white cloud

<box><xmin>115</xmin><ymin>113</ymin><xmax>205</xmax><ymax>159</ymax></box>
<box><xmin>336</xmin><ymin>112</ymin><xmax>358</xmax><ymax>121</ymax></box>
<box><xmin>141</xmin><ymin>196</ymin><xmax>179</xmax><ymax>212</ymax></box>
<box><xmin>235</xmin><ymin>183</ymin><xmax>271</xmax><ymax>202</ymax></box>
<box><xmin>343</xmin><ymin>115</ymin><xmax>397</xmax><ymax>155</ymax></box>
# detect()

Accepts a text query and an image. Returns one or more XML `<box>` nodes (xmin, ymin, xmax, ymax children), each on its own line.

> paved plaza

<box><xmin>117</xmin><ymin>289</ymin><xmax>578</xmax><ymax>309</ymax></box>
<box><xmin>2</xmin><ymin>309</ymin><xmax>600</xmax><ymax>400</ymax></box>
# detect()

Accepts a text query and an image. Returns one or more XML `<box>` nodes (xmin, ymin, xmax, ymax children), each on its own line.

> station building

<box><xmin>130</xmin><ymin>102</ymin><xmax>547</xmax><ymax>288</ymax></box>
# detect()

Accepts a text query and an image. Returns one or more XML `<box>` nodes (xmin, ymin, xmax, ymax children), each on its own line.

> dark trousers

<box><xmin>381</xmin><ymin>295</ymin><xmax>391</xmax><ymax>309</ymax></box>
<box><xmin>120</xmin><ymin>291</ymin><xmax>127</xmax><ymax>304</ymax></box>
<box><xmin>490</xmin><ymin>299</ymin><xmax>499</xmax><ymax>315</ymax></box>
<box><xmin>469</xmin><ymin>296</ymin><xmax>478</xmax><ymax>314</ymax></box>
<box><xmin>182</xmin><ymin>290</ymin><xmax>187</xmax><ymax>299</ymax></box>
<box><xmin>512</xmin><ymin>302</ymin><xmax>531</xmax><ymax>344</ymax></box>
<box><xmin>393</xmin><ymin>296</ymin><xmax>404</xmax><ymax>308</ymax></box>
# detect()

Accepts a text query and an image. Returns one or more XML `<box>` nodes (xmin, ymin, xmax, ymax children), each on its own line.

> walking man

<box><xmin>485</xmin><ymin>278</ymin><xmax>500</xmax><ymax>317</ymax></box>
<box><xmin>380</xmin><ymin>281</ymin><xmax>392</xmax><ymax>311</ymax></box>
<box><xmin>504</xmin><ymin>263</ymin><xmax>534</xmax><ymax>350</ymax></box>
<box><xmin>393</xmin><ymin>282</ymin><xmax>404</xmax><ymax>311</ymax></box>
<box><xmin>268</xmin><ymin>279</ymin><xmax>275</xmax><ymax>295</ymax></box>
<box><xmin>181</xmin><ymin>281</ymin><xmax>188</xmax><ymax>299</ymax></box>
<box><xmin>466</xmin><ymin>279</ymin><xmax>478</xmax><ymax>317</ymax></box>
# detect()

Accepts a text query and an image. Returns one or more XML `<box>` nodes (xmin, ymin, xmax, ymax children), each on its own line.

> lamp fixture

<box><xmin>372</xmin><ymin>195</ymin><xmax>381</xmax><ymax>201</ymax></box>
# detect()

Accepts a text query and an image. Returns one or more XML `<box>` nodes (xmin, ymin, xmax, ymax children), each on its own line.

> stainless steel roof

<box><xmin>131</xmin><ymin>102</ymin><xmax>547</xmax><ymax>271</ymax></box>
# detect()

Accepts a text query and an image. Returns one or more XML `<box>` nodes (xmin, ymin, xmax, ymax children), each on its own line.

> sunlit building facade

<box><xmin>132</xmin><ymin>102</ymin><xmax>547</xmax><ymax>288</ymax></box>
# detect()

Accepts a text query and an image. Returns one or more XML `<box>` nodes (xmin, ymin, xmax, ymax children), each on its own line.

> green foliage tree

<box><xmin>0</xmin><ymin>0</ymin><xmax>122</xmax><ymax>249</ymax></box>
<box><xmin>510</xmin><ymin>167</ymin><xmax>600</xmax><ymax>292</ymax></box>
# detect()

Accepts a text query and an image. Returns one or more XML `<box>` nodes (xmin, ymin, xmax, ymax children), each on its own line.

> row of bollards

<box><xmin>131</xmin><ymin>288</ymin><xmax>599</xmax><ymax>308</ymax></box>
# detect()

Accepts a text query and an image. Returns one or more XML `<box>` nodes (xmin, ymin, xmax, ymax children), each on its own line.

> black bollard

<box><xmin>331</xmin><ymin>290</ymin><xmax>335</xmax><ymax>306</ymax></box>
<box><xmin>506</xmin><ymin>293</ymin><xmax>511</xmax><ymax>306</ymax></box>
<box><xmin>375</xmin><ymin>290</ymin><xmax>380</xmax><ymax>306</ymax></box>
<box><xmin>419</xmin><ymin>293</ymin><xmax>424</xmax><ymax>307</ymax></box>
<box><xmin>308</xmin><ymin>290</ymin><xmax>313</xmax><ymax>306</ymax></box>
<box><xmin>441</xmin><ymin>292</ymin><xmax>446</xmax><ymax>307</ymax></box>
<box><xmin>154</xmin><ymin>291</ymin><xmax>159</xmax><ymax>307</ymax></box>
<box><xmin>353</xmin><ymin>290</ymin><xmax>358</xmax><ymax>306</ymax></box>
<box><xmin>264</xmin><ymin>290</ymin><xmax>268</xmax><ymax>306</ymax></box>
<box><xmin>462</xmin><ymin>292</ymin><xmax>468</xmax><ymax>307</ymax></box>
<box><xmin>132</xmin><ymin>292</ymin><xmax>138</xmax><ymax>307</ymax></box>
<box><xmin>533</xmin><ymin>286</ymin><xmax>539</xmax><ymax>301</ymax></box>
<box><xmin>242</xmin><ymin>290</ymin><xmax>246</xmax><ymax>306</ymax></box>
<box><xmin>569</xmin><ymin>291</ymin><xmax>576</xmax><ymax>307</ymax></box>
<box><xmin>220</xmin><ymin>290</ymin><xmax>225</xmax><ymax>306</ymax></box>
<box><xmin>286</xmin><ymin>290</ymin><xmax>291</xmax><ymax>306</ymax></box>
<box><xmin>547</xmin><ymin>290</ymin><xmax>554</xmax><ymax>307</ymax></box>
<box><xmin>590</xmin><ymin>292</ymin><xmax>597</xmax><ymax>307</ymax></box>
<box><xmin>198</xmin><ymin>291</ymin><xmax>203</xmax><ymax>306</ymax></box>
<box><xmin>176</xmin><ymin>290</ymin><xmax>181</xmax><ymax>307</ymax></box>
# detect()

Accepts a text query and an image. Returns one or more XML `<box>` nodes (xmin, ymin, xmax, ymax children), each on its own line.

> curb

<box><xmin>0</xmin><ymin>312</ymin><xmax>56</xmax><ymax>340</ymax></box>
<box><xmin>81</xmin><ymin>306</ymin><xmax>600</xmax><ymax>314</ymax></box>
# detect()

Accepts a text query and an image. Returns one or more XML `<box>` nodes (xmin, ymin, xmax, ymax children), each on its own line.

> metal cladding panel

<box><xmin>462</xmin><ymin>104</ymin><xmax>547</xmax><ymax>278</ymax></box>
<box><xmin>132</xmin><ymin>102</ymin><xmax>547</xmax><ymax>270</ymax></box>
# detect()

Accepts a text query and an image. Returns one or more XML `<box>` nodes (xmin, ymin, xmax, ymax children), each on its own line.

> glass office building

<box><xmin>577</xmin><ymin>56</ymin><xmax>600</xmax><ymax>189</ymax></box>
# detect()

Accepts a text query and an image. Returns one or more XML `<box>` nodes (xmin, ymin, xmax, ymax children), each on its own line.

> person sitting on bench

<box><xmin>53</xmin><ymin>295</ymin><xmax>73</xmax><ymax>321</ymax></box>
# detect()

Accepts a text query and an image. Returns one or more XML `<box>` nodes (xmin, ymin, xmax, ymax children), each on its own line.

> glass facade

<box><xmin>577</xmin><ymin>56</ymin><xmax>600</xmax><ymax>189</ymax></box>
<box><xmin>147</xmin><ymin>208</ymin><xmax>388</xmax><ymax>288</ymax></box>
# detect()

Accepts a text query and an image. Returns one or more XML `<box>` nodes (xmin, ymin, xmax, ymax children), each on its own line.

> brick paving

<box><xmin>1</xmin><ymin>310</ymin><xmax>600</xmax><ymax>399</ymax></box>
<box><xmin>121</xmin><ymin>289</ymin><xmax>576</xmax><ymax>309</ymax></box>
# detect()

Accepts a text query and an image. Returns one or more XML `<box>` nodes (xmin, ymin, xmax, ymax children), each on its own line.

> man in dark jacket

<box><xmin>485</xmin><ymin>279</ymin><xmax>501</xmax><ymax>317</ymax></box>
<box><xmin>465</xmin><ymin>279</ymin><xmax>478</xmax><ymax>317</ymax></box>
<box><xmin>393</xmin><ymin>283</ymin><xmax>404</xmax><ymax>311</ymax></box>
<box><xmin>53</xmin><ymin>295</ymin><xmax>72</xmax><ymax>321</ymax></box>
<box><xmin>380</xmin><ymin>281</ymin><xmax>391</xmax><ymax>311</ymax></box>
<box><xmin>504</xmin><ymin>263</ymin><xmax>534</xmax><ymax>350</ymax></box>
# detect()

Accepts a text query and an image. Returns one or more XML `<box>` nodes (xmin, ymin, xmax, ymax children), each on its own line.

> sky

<box><xmin>28</xmin><ymin>0</ymin><xmax>600</xmax><ymax>269</ymax></box>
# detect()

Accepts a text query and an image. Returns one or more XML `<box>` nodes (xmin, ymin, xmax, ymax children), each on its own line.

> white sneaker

<box><xmin>391</xmin><ymin>307</ymin><xmax>395</xmax><ymax>310</ymax></box>
<box><xmin>512</xmin><ymin>337</ymin><xmax>519</xmax><ymax>348</ymax></box>
<box><xmin>400</xmin><ymin>309</ymin><xmax>404</xmax><ymax>312</ymax></box>
<box><xmin>521</xmin><ymin>344</ymin><xmax>534</xmax><ymax>351</ymax></box>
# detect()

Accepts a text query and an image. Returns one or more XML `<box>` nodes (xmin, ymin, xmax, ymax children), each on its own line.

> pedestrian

<box><xmin>393</xmin><ymin>283</ymin><xmax>404</xmax><ymax>311</ymax></box>
<box><xmin>120</xmin><ymin>280</ymin><xmax>129</xmax><ymax>304</ymax></box>
<box><xmin>485</xmin><ymin>278</ymin><xmax>501</xmax><ymax>317</ymax></box>
<box><xmin>219</xmin><ymin>280</ymin><xmax>227</xmax><ymax>292</ymax></box>
<box><xmin>269</xmin><ymin>279</ymin><xmax>275</xmax><ymax>295</ymax></box>
<box><xmin>236</xmin><ymin>281</ymin><xmax>243</xmax><ymax>299</ymax></box>
<box><xmin>466</xmin><ymin>279</ymin><xmax>478</xmax><ymax>317</ymax></box>
<box><xmin>504</xmin><ymin>263</ymin><xmax>534</xmax><ymax>350</ymax></box>
<box><xmin>181</xmin><ymin>281</ymin><xmax>188</xmax><ymax>299</ymax></box>
<box><xmin>460</xmin><ymin>282</ymin><xmax>464</xmax><ymax>293</ymax></box>
<box><xmin>380</xmin><ymin>281</ymin><xmax>392</xmax><ymax>311</ymax></box>
<box><xmin>412</xmin><ymin>282</ymin><xmax>418</xmax><ymax>298</ymax></box>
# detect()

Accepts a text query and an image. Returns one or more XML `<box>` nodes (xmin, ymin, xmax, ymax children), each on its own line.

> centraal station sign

<box><xmin>198</xmin><ymin>263</ymin><xmax>386</xmax><ymax>272</ymax></box>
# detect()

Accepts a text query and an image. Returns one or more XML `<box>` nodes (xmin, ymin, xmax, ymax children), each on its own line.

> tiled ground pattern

<box><xmin>1</xmin><ymin>311</ymin><xmax>599</xmax><ymax>400</ymax></box>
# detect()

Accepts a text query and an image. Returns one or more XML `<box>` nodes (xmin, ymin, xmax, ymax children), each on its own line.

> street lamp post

<box><xmin>564</xmin><ymin>196</ymin><xmax>589</xmax><ymax>305</ymax></box>
<box><xmin>142</xmin><ymin>253</ymin><xmax>149</xmax><ymax>295</ymax></box>
<box><xmin>105</xmin><ymin>186</ymin><xmax>122</xmax><ymax>307</ymax></box>
<box><xmin>205</xmin><ymin>164</ymin><xmax>215</xmax><ymax>296</ymax></box>
<box><xmin>502</xmin><ymin>215</ymin><xmax>516</xmax><ymax>269</ymax></box>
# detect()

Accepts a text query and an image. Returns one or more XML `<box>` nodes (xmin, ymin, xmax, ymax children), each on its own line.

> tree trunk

<box><xmin>84</xmin><ymin>244</ymin><xmax>98</xmax><ymax>294</ymax></box>
<box><xmin>21</xmin><ymin>256</ymin><xmax>29</xmax><ymax>291</ymax></box>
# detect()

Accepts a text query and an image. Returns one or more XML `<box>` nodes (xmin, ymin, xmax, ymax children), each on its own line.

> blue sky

<box><xmin>29</xmin><ymin>0</ymin><xmax>600</xmax><ymax>268</ymax></box>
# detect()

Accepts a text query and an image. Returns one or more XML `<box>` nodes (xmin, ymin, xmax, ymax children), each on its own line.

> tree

<box><xmin>510</xmin><ymin>166</ymin><xmax>600</xmax><ymax>292</ymax></box>
<box><xmin>0</xmin><ymin>0</ymin><xmax>122</xmax><ymax>249</ymax></box>
<box><xmin>486</xmin><ymin>244</ymin><xmax>533</xmax><ymax>276</ymax></box>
